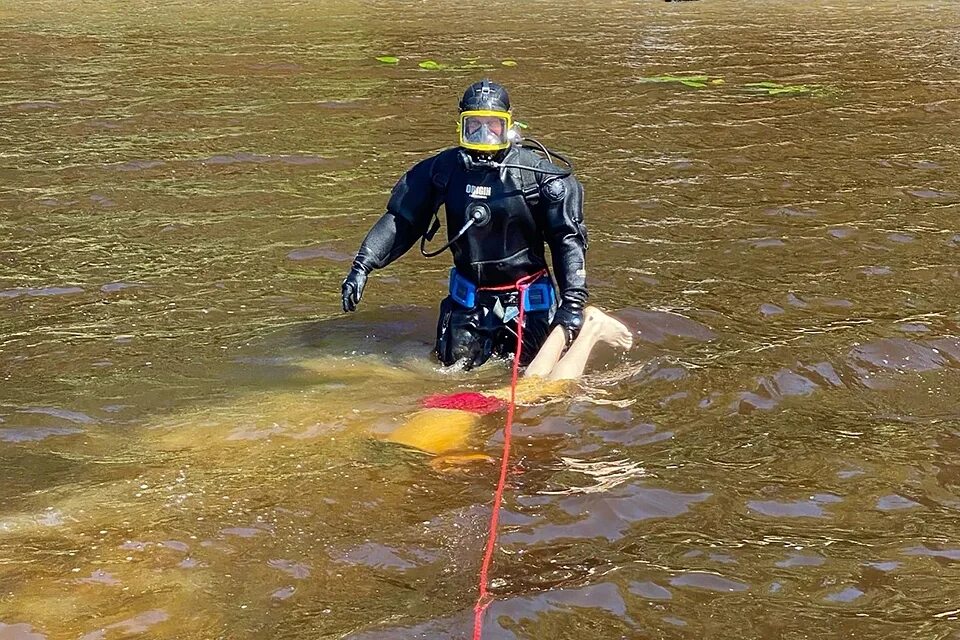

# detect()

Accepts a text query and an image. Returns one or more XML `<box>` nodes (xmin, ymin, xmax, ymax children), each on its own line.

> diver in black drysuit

<box><xmin>340</xmin><ymin>79</ymin><xmax>588</xmax><ymax>369</ymax></box>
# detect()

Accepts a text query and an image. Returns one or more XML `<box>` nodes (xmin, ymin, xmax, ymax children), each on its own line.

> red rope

<box><xmin>472</xmin><ymin>270</ymin><xmax>544</xmax><ymax>640</ymax></box>
<box><xmin>477</xmin><ymin>269</ymin><xmax>548</xmax><ymax>292</ymax></box>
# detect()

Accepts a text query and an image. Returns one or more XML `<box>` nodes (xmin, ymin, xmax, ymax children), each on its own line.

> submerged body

<box><xmin>385</xmin><ymin>307</ymin><xmax>634</xmax><ymax>461</ymax></box>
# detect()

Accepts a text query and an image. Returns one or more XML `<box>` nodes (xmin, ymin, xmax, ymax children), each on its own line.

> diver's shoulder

<box><xmin>429</xmin><ymin>147</ymin><xmax>463</xmax><ymax>164</ymax></box>
<box><xmin>409</xmin><ymin>147</ymin><xmax>459</xmax><ymax>174</ymax></box>
<box><xmin>405</xmin><ymin>147</ymin><xmax>459</xmax><ymax>176</ymax></box>
<box><xmin>511</xmin><ymin>145</ymin><xmax>545</xmax><ymax>165</ymax></box>
<box><xmin>512</xmin><ymin>145</ymin><xmax>575</xmax><ymax>177</ymax></box>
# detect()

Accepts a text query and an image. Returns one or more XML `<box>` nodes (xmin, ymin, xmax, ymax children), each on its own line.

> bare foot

<box><xmin>584</xmin><ymin>306</ymin><xmax>634</xmax><ymax>350</ymax></box>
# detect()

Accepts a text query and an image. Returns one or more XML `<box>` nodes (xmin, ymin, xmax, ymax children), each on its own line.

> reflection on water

<box><xmin>2</xmin><ymin>0</ymin><xmax>960</xmax><ymax>637</ymax></box>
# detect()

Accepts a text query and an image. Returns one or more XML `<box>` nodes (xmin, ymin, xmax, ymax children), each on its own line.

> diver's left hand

<box><xmin>552</xmin><ymin>301</ymin><xmax>584</xmax><ymax>343</ymax></box>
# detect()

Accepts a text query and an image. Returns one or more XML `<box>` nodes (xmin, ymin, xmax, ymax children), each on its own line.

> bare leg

<box><xmin>546</xmin><ymin>307</ymin><xmax>633</xmax><ymax>381</ymax></box>
<box><xmin>487</xmin><ymin>307</ymin><xmax>634</xmax><ymax>402</ymax></box>
<box><xmin>522</xmin><ymin>325</ymin><xmax>568</xmax><ymax>378</ymax></box>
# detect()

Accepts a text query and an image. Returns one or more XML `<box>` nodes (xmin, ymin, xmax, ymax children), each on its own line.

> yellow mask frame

<box><xmin>457</xmin><ymin>109</ymin><xmax>512</xmax><ymax>152</ymax></box>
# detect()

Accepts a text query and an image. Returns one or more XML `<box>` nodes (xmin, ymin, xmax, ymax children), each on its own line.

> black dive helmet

<box><xmin>421</xmin><ymin>79</ymin><xmax>575</xmax><ymax>258</ymax></box>
<box><xmin>459</xmin><ymin>78</ymin><xmax>510</xmax><ymax>113</ymax></box>
<box><xmin>455</xmin><ymin>78</ymin><xmax>573</xmax><ymax>175</ymax></box>
<box><xmin>457</xmin><ymin>80</ymin><xmax>514</xmax><ymax>156</ymax></box>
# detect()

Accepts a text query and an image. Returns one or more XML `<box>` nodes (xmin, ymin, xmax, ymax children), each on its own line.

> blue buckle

<box><xmin>449</xmin><ymin>268</ymin><xmax>477</xmax><ymax>308</ymax></box>
<box><xmin>448</xmin><ymin>269</ymin><xmax>555</xmax><ymax>312</ymax></box>
<box><xmin>523</xmin><ymin>281</ymin><xmax>555</xmax><ymax>312</ymax></box>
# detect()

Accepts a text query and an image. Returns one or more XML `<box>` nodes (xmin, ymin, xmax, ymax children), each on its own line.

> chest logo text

<box><xmin>465</xmin><ymin>184</ymin><xmax>491</xmax><ymax>199</ymax></box>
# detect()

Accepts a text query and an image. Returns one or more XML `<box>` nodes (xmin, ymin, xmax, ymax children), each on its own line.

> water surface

<box><xmin>2</xmin><ymin>0</ymin><xmax>959</xmax><ymax>638</ymax></box>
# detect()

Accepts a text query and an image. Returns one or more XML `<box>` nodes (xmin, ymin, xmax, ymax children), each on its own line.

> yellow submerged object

<box><xmin>384</xmin><ymin>408</ymin><xmax>481</xmax><ymax>455</ymax></box>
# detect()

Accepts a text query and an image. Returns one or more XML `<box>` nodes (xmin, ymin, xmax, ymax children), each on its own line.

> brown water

<box><xmin>2</xmin><ymin>0</ymin><xmax>960</xmax><ymax>638</ymax></box>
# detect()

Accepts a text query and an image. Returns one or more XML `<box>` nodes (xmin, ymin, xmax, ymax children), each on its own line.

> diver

<box><xmin>340</xmin><ymin>79</ymin><xmax>589</xmax><ymax>369</ymax></box>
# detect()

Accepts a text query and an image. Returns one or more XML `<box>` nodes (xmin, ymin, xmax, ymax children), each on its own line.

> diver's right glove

<box><xmin>340</xmin><ymin>262</ymin><xmax>369</xmax><ymax>312</ymax></box>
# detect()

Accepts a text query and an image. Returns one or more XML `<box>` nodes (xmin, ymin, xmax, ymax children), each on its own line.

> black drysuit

<box><xmin>351</xmin><ymin>145</ymin><xmax>588</xmax><ymax>368</ymax></box>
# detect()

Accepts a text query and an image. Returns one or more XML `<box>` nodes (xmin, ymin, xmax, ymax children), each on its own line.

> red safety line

<box><xmin>477</xmin><ymin>269</ymin><xmax>548</xmax><ymax>292</ymax></box>
<box><xmin>472</xmin><ymin>271</ymin><xmax>544</xmax><ymax>640</ymax></box>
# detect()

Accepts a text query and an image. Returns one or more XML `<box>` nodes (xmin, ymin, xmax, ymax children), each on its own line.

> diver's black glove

<box><xmin>552</xmin><ymin>300</ymin><xmax>584</xmax><ymax>344</ymax></box>
<box><xmin>341</xmin><ymin>262</ymin><xmax>369</xmax><ymax>312</ymax></box>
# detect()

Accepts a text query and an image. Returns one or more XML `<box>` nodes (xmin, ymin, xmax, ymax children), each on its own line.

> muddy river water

<box><xmin>1</xmin><ymin>0</ymin><xmax>959</xmax><ymax>638</ymax></box>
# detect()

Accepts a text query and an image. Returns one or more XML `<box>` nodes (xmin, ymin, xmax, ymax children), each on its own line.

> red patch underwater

<box><xmin>421</xmin><ymin>392</ymin><xmax>506</xmax><ymax>415</ymax></box>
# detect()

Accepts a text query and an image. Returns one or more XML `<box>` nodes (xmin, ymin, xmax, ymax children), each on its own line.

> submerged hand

<box><xmin>341</xmin><ymin>264</ymin><xmax>369</xmax><ymax>312</ymax></box>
